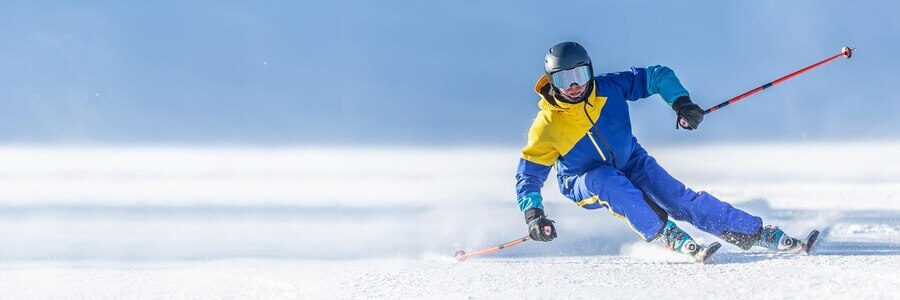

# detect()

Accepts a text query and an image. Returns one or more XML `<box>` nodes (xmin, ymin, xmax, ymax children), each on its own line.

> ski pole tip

<box><xmin>454</xmin><ymin>250</ymin><xmax>467</xmax><ymax>262</ymax></box>
<box><xmin>842</xmin><ymin>46</ymin><xmax>854</xmax><ymax>59</ymax></box>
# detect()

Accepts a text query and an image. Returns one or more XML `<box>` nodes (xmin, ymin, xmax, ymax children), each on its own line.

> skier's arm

<box><xmin>645</xmin><ymin>65</ymin><xmax>690</xmax><ymax>105</ymax></box>
<box><xmin>606</xmin><ymin>66</ymin><xmax>704</xmax><ymax>129</ymax></box>
<box><xmin>516</xmin><ymin>158</ymin><xmax>551</xmax><ymax>213</ymax></box>
<box><xmin>516</xmin><ymin>114</ymin><xmax>558</xmax><ymax>213</ymax></box>
<box><xmin>516</xmin><ymin>116</ymin><xmax>559</xmax><ymax>242</ymax></box>
<box><xmin>516</xmin><ymin>158</ymin><xmax>558</xmax><ymax>242</ymax></box>
<box><xmin>604</xmin><ymin>65</ymin><xmax>689</xmax><ymax>104</ymax></box>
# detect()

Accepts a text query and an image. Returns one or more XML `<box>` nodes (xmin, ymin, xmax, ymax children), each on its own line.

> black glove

<box><xmin>524</xmin><ymin>208</ymin><xmax>557</xmax><ymax>242</ymax></box>
<box><xmin>672</xmin><ymin>96</ymin><xmax>704</xmax><ymax>130</ymax></box>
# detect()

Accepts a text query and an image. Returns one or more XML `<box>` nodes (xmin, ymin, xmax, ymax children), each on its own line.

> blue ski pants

<box><xmin>558</xmin><ymin>144</ymin><xmax>762</xmax><ymax>242</ymax></box>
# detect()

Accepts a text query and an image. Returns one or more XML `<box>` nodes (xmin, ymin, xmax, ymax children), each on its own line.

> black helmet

<box><xmin>545</xmin><ymin>42</ymin><xmax>592</xmax><ymax>74</ymax></box>
<box><xmin>544</xmin><ymin>42</ymin><xmax>594</xmax><ymax>103</ymax></box>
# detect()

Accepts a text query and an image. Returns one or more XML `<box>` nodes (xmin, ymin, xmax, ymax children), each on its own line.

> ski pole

<box><xmin>703</xmin><ymin>46</ymin><xmax>854</xmax><ymax>115</ymax></box>
<box><xmin>454</xmin><ymin>235</ymin><xmax>531</xmax><ymax>262</ymax></box>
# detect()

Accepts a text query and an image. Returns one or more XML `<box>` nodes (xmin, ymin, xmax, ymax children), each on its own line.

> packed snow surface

<box><xmin>0</xmin><ymin>141</ymin><xmax>898</xmax><ymax>299</ymax></box>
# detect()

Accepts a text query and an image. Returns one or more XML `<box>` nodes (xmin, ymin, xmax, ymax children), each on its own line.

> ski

<box><xmin>802</xmin><ymin>230</ymin><xmax>820</xmax><ymax>255</ymax></box>
<box><xmin>695</xmin><ymin>242</ymin><xmax>721</xmax><ymax>264</ymax></box>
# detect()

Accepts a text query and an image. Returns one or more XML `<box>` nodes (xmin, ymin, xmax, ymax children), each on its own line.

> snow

<box><xmin>0</xmin><ymin>141</ymin><xmax>898</xmax><ymax>299</ymax></box>
<box><xmin>1</xmin><ymin>256</ymin><xmax>895</xmax><ymax>299</ymax></box>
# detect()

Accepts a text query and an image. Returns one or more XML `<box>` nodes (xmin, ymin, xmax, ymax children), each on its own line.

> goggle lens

<box><xmin>550</xmin><ymin>66</ymin><xmax>591</xmax><ymax>89</ymax></box>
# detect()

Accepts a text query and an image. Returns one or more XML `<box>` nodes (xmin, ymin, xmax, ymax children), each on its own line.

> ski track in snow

<box><xmin>0</xmin><ymin>142</ymin><xmax>898</xmax><ymax>298</ymax></box>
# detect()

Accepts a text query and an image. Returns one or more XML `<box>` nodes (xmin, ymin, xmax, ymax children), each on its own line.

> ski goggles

<box><xmin>550</xmin><ymin>65</ymin><xmax>591</xmax><ymax>89</ymax></box>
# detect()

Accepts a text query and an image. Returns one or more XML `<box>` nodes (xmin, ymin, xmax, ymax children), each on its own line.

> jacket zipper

<box><xmin>592</xmin><ymin>126</ymin><xmax>619</xmax><ymax>169</ymax></box>
<box><xmin>583</xmin><ymin>101</ymin><xmax>618</xmax><ymax>169</ymax></box>
<box><xmin>585</xmin><ymin>132</ymin><xmax>607</xmax><ymax>161</ymax></box>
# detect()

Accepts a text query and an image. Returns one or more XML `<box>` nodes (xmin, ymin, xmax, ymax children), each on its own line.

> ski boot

<box><xmin>754</xmin><ymin>225</ymin><xmax>819</xmax><ymax>254</ymax></box>
<box><xmin>659</xmin><ymin>220</ymin><xmax>721</xmax><ymax>263</ymax></box>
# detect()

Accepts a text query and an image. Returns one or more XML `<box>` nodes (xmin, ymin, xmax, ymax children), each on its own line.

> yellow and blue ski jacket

<box><xmin>516</xmin><ymin>66</ymin><xmax>689</xmax><ymax>212</ymax></box>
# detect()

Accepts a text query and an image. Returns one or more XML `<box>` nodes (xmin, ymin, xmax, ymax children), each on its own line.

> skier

<box><xmin>516</xmin><ymin>42</ymin><xmax>814</xmax><ymax>262</ymax></box>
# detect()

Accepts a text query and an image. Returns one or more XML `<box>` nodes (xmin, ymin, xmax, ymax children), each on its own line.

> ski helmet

<box><xmin>544</xmin><ymin>42</ymin><xmax>594</xmax><ymax>103</ymax></box>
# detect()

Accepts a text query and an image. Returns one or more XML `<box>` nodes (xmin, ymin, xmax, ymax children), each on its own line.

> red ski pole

<box><xmin>703</xmin><ymin>46</ymin><xmax>854</xmax><ymax>115</ymax></box>
<box><xmin>454</xmin><ymin>235</ymin><xmax>531</xmax><ymax>262</ymax></box>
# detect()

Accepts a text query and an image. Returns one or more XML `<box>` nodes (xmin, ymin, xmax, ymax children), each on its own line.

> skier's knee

<box><xmin>583</xmin><ymin>167</ymin><xmax>629</xmax><ymax>194</ymax></box>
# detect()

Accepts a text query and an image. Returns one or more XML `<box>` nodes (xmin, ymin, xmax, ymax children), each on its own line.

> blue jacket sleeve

<box><xmin>601</xmin><ymin>67</ymin><xmax>650</xmax><ymax>101</ymax></box>
<box><xmin>645</xmin><ymin>65</ymin><xmax>690</xmax><ymax>105</ymax></box>
<box><xmin>602</xmin><ymin>66</ymin><xmax>690</xmax><ymax>105</ymax></box>
<box><xmin>515</xmin><ymin>158</ymin><xmax>551</xmax><ymax>213</ymax></box>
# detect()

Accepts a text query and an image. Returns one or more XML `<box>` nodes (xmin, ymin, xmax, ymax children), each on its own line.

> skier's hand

<box><xmin>673</xmin><ymin>96</ymin><xmax>704</xmax><ymax>130</ymax></box>
<box><xmin>524</xmin><ymin>208</ymin><xmax>557</xmax><ymax>242</ymax></box>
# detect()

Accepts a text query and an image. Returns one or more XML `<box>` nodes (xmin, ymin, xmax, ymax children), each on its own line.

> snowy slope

<box><xmin>0</xmin><ymin>142</ymin><xmax>898</xmax><ymax>299</ymax></box>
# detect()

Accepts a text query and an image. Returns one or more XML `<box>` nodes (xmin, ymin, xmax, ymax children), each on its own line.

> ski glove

<box><xmin>524</xmin><ymin>208</ymin><xmax>557</xmax><ymax>242</ymax></box>
<box><xmin>673</xmin><ymin>96</ymin><xmax>704</xmax><ymax>130</ymax></box>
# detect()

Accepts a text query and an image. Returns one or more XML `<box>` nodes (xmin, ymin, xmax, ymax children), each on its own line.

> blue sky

<box><xmin>0</xmin><ymin>1</ymin><xmax>896</xmax><ymax>146</ymax></box>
